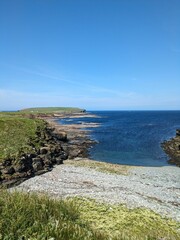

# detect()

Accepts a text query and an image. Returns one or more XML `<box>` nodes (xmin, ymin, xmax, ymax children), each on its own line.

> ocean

<box><xmin>60</xmin><ymin>111</ymin><xmax>180</xmax><ymax>167</ymax></box>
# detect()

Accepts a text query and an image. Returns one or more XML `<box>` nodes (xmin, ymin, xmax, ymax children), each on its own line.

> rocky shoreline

<box><xmin>162</xmin><ymin>129</ymin><xmax>180</xmax><ymax>167</ymax></box>
<box><xmin>0</xmin><ymin>122</ymin><xmax>68</xmax><ymax>187</ymax></box>
<box><xmin>4</xmin><ymin>113</ymin><xmax>180</xmax><ymax>221</ymax></box>
<box><xmin>1</xmin><ymin>112</ymin><xmax>179</xmax><ymax>188</ymax></box>
<box><xmin>46</xmin><ymin>117</ymin><xmax>98</xmax><ymax>160</ymax></box>
<box><xmin>0</xmin><ymin>113</ymin><xmax>97</xmax><ymax>187</ymax></box>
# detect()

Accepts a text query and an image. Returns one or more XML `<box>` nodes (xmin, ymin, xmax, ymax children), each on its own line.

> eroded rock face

<box><xmin>162</xmin><ymin>129</ymin><xmax>180</xmax><ymax>167</ymax></box>
<box><xmin>0</xmin><ymin>125</ymin><xmax>69</xmax><ymax>187</ymax></box>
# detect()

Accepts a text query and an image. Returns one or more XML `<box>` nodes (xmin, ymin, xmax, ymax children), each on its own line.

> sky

<box><xmin>0</xmin><ymin>0</ymin><xmax>180</xmax><ymax>111</ymax></box>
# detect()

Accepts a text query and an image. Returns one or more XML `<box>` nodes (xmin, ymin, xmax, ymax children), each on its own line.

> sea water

<box><xmin>59</xmin><ymin>111</ymin><xmax>180</xmax><ymax>167</ymax></box>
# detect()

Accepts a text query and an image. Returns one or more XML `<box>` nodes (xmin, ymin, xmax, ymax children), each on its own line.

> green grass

<box><xmin>0</xmin><ymin>191</ymin><xmax>179</xmax><ymax>240</ymax></box>
<box><xmin>0</xmin><ymin>107</ymin><xmax>85</xmax><ymax>118</ymax></box>
<box><xmin>20</xmin><ymin>107</ymin><xmax>85</xmax><ymax>114</ymax></box>
<box><xmin>0</xmin><ymin>190</ymin><xmax>104</xmax><ymax>240</ymax></box>
<box><xmin>73</xmin><ymin>198</ymin><xmax>180</xmax><ymax>240</ymax></box>
<box><xmin>0</xmin><ymin>116</ymin><xmax>46</xmax><ymax>161</ymax></box>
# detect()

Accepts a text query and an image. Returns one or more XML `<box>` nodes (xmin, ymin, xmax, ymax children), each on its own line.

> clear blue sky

<box><xmin>0</xmin><ymin>0</ymin><xmax>180</xmax><ymax>110</ymax></box>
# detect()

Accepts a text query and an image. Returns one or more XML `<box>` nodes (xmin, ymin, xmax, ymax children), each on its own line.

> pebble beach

<box><xmin>14</xmin><ymin>160</ymin><xmax>180</xmax><ymax>222</ymax></box>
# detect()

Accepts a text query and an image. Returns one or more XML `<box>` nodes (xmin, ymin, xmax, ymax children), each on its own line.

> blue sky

<box><xmin>0</xmin><ymin>0</ymin><xmax>180</xmax><ymax>110</ymax></box>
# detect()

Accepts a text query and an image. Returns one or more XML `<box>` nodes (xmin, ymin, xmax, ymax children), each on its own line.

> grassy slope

<box><xmin>0</xmin><ymin>191</ymin><xmax>179</xmax><ymax>240</ymax></box>
<box><xmin>0</xmin><ymin>116</ymin><xmax>46</xmax><ymax>161</ymax></box>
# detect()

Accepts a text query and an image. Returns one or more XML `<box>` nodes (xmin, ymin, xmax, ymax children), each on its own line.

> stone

<box><xmin>40</xmin><ymin>147</ymin><xmax>49</xmax><ymax>155</ymax></box>
<box><xmin>57</xmin><ymin>131</ymin><xmax>67</xmax><ymax>141</ymax></box>
<box><xmin>69</xmin><ymin>148</ymin><xmax>82</xmax><ymax>159</ymax></box>
<box><xmin>56</xmin><ymin>157</ymin><xmax>63</xmax><ymax>165</ymax></box>
<box><xmin>2</xmin><ymin>167</ymin><xmax>15</xmax><ymax>175</ymax></box>
<box><xmin>32</xmin><ymin>158</ymin><xmax>44</xmax><ymax>172</ymax></box>
<box><xmin>176</xmin><ymin>129</ymin><xmax>180</xmax><ymax>137</ymax></box>
<box><xmin>59</xmin><ymin>152</ymin><xmax>68</xmax><ymax>160</ymax></box>
<box><xmin>33</xmin><ymin>162</ymin><xmax>43</xmax><ymax>172</ymax></box>
<box><xmin>2</xmin><ymin>159</ymin><xmax>12</xmax><ymax>167</ymax></box>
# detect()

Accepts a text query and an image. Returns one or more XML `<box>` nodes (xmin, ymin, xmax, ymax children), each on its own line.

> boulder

<box><xmin>32</xmin><ymin>158</ymin><xmax>44</xmax><ymax>172</ymax></box>
<box><xmin>39</xmin><ymin>147</ymin><xmax>49</xmax><ymax>155</ymax></box>
<box><xmin>57</xmin><ymin>131</ymin><xmax>67</xmax><ymax>141</ymax></box>
<box><xmin>176</xmin><ymin>129</ymin><xmax>180</xmax><ymax>137</ymax></box>
<box><xmin>68</xmin><ymin>148</ymin><xmax>82</xmax><ymax>159</ymax></box>
<box><xmin>56</xmin><ymin>157</ymin><xmax>63</xmax><ymax>165</ymax></box>
<box><xmin>2</xmin><ymin>167</ymin><xmax>15</xmax><ymax>175</ymax></box>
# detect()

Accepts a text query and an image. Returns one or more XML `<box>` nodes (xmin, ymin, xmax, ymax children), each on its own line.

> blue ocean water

<box><xmin>59</xmin><ymin>111</ymin><xmax>180</xmax><ymax>167</ymax></box>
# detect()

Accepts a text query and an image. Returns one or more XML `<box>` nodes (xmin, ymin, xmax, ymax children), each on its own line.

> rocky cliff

<box><xmin>0</xmin><ymin>124</ymin><xmax>69</xmax><ymax>187</ymax></box>
<box><xmin>162</xmin><ymin>129</ymin><xmax>180</xmax><ymax>167</ymax></box>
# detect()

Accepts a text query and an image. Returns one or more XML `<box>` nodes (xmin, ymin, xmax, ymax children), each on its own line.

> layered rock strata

<box><xmin>0</xmin><ymin>124</ymin><xmax>68</xmax><ymax>187</ymax></box>
<box><xmin>0</xmin><ymin>115</ymin><xmax>97</xmax><ymax>187</ymax></box>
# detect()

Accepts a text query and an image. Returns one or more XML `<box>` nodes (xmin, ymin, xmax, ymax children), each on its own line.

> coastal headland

<box><xmin>0</xmin><ymin>107</ymin><xmax>180</xmax><ymax>239</ymax></box>
<box><xmin>0</xmin><ymin>107</ymin><xmax>95</xmax><ymax>186</ymax></box>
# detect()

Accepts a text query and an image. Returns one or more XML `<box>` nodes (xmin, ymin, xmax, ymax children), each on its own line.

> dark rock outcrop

<box><xmin>0</xmin><ymin>124</ymin><xmax>69</xmax><ymax>187</ymax></box>
<box><xmin>162</xmin><ymin>129</ymin><xmax>180</xmax><ymax>167</ymax></box>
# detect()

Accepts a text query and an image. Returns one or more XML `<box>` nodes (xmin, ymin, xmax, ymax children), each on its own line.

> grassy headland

<box><xmin>0</xmin><ymin>107</ymin><xmax>85</xmax><ymax>118</ymax></box>
<box><xmin>0</xmin><ymin>107</ymin><xmax>85</xmax><ymax>184</ymax></box>
<box><xmin>20</xmin><ymin>107</ymin><xmax>85</xmax><ymax>115</ymax></box>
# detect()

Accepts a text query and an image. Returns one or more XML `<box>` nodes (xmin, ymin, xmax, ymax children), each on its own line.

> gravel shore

<box><xmin>13</xmin><ymin>161</ymin><xmax>180</xmax><ymax>222</ymax></box>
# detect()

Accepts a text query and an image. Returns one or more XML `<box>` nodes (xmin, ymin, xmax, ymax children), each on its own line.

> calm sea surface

<box><xmin>59</xmin><ymin>111</ymin><xmax>180</xmax><ymax>166</ymax></box>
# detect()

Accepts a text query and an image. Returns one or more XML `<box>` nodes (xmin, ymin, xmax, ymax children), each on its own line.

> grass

<box><xmin>20</xmin><ymin>107</ymin><xmax>85</xmax><ymax>114</ymax></box>
<box><xmin>0</xmin><ymin>190</ymin><xmax>179</xmax><ymax>240</ymax></box>
<box><xmin>73</xmin><ymin>197</ymin><xmax>180</xmax><ymax>240</ymax></box>
<box><xmin>65</xmin><ymin>159</ymin><xmax>132</xmax><ymax>175</ymax></box>
<box><xmin>0</xmin><ymin>190</ymin><xmax>104</xmax><ymax>240</ymax></box>
<box><xmin>0</xmin><ymin>116</ymin><xmax>46</xmax><ymax>162</ymax></box>
<box><xmin>0</xmin><ymin>107</ymin><xmax>85</xmax><ymax>119</ymax></box>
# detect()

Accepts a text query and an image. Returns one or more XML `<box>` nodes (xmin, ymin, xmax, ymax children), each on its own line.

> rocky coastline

<box><xmin>3</xmin><ymin>112</ymin><xmax>180</xmax><ymax>222</ymax></box>
<box><xmin>162</xmin><ymin>129</ymin><xmax>180</xmax><ymax>167</ymax></box>
<box><xmin>0</xmin><ymin>113</ymin><xmax>97</xmax><ymax>187</ymax></box>
<box><xmin>1</xmin><ymin>111</ymin><xmax>179</xmax><ymax>188</ymax></box>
